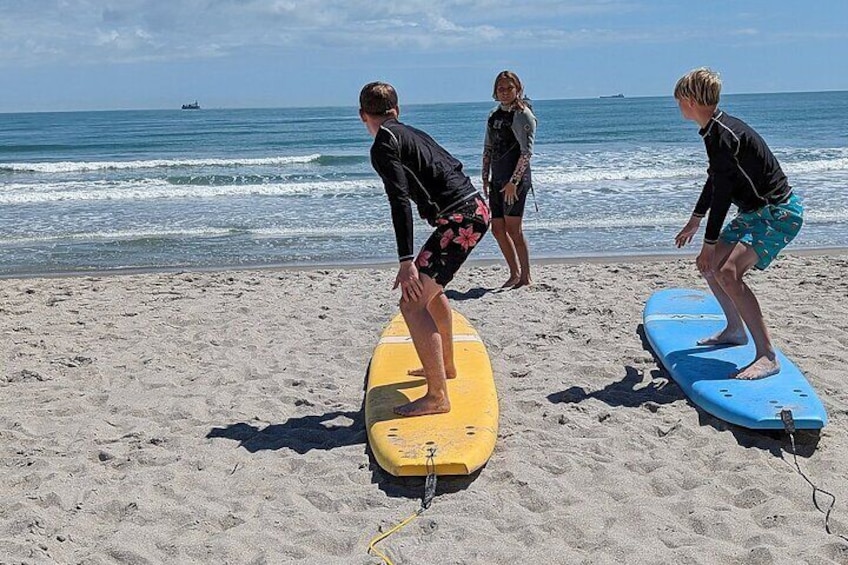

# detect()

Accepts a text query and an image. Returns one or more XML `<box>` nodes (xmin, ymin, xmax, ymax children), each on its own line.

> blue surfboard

<box><xmin>643</xmin><ymin>288</ymin><xmax>827</xmax><ymax>430</ymax></box>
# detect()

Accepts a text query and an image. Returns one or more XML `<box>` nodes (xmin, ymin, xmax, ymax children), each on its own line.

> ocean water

<box><xmin>1</xmin><ymin>91</ymin><xmax>846</xmax><ymax>277</ymax></box>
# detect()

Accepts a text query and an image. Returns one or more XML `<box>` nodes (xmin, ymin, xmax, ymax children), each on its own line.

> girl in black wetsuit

<box><xmin>482</xmin><ymin>70</ymin><xmax>537</xmax><ymax>288</ymax></box>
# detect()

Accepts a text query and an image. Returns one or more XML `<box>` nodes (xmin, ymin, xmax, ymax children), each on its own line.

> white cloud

<box><xmin>0</xmin><ymin>0</ymin><xmax>640</xmax><ymax>65</ymax></box>
<box><xmin>0</xmin><ymin>0</ymin><xmax>841</xmax><ymax>67</ymax></box>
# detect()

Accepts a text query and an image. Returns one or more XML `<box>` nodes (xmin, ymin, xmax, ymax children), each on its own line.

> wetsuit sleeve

<box><xmin>370</xmin><ymin>135</ymin><xmax>416</xmax><ymax>262</ymax></box>
<box><xmin>482</xmin><ymin>112</ymin><xmax>495</xmax><ymax>182</ymax></box>
<box><xmin>510</xmin><ymin>107</ymin><xmax>536</xmax><ymax>154</ymax></box>
<box><xmin>692</xmin><ymin>178</ymin><xmax>712</xmax><ymax>218</ymax></box>
<box><xmin>509</xmin><ymin>107</ymin><xmax>536</xmax><ymax>184</ymax></box>
<box><xmin>702</xmin><ymin>139</ymin><xmax>738</xmax><ymax>244</ymax></box>
<box><xmin>482</xmin><ymin>122</ymin><xmax>493</xmax><ymax>181</ymax></box>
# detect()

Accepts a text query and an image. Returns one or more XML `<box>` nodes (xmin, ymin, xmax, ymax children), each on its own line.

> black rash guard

<box><xmin>370</xmin><ymin>118</ymin><xmax>478</xmax><ymax>262</ymax></box>
<box><xmin>693</xmin><ymin>109</ymin><xmax>792</xmax><ymax>244</ymax></box>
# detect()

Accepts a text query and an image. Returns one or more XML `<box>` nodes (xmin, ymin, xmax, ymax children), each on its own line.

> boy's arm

<box><xmin>701</xmin><ymin>142</ymin><xmax>737</xmax><ymax>244</ymax></box>
<box><xmin>692</xmin><ymin>178</ymin><xmax>712</xmax><ymax>220</ymax></box>
<box><xmin>371</xmin><ymin>139</ymin><xmax>416</xmax><ymax>262</ymax></box>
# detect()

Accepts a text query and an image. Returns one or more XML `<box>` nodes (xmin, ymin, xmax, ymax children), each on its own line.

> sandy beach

<box><xmin>2</xmin><ymin>251</ymin><xmax>848</xmax><ymax>564</ymax></box>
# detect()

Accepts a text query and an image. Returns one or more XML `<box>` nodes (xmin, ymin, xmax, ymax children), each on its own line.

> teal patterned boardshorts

<box><xmin>719</xmin><ymin>193</ymin><xmax>803</xmax><ymax>270</ymax></box>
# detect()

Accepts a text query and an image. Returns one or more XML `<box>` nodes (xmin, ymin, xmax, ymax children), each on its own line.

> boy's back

<box><xmin>696</xmin><ymin>110</ymin><xmax>793</xmax><ymax>243</ymax></box>
<box><xmin>370</xmin><ymin>118</ymin><xmax>476</xmax><ymax>220</ymax></box>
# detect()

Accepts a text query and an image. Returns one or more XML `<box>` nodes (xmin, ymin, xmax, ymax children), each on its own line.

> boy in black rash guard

<box><xmin>673</xmin><ymin>68</ymin><xmax>803</xmax><ymax>380</ymax></box>
<box><xmin>359</xmin><ymin>81</ymin><xmax>490</xmax><ymax>417</ymax></box>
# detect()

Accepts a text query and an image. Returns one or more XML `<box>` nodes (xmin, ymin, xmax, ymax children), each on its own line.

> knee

<box><xmin>715</xmin><ymin>265</ymin><xmax>742</xmax><ymax>291</ymax></box>
<box><xmin>491</xmin><ymin>223</ymin><xmax>507</xmax><ymax>239</ymax></box>
<box><xmin>399</xmin><ymin>296</ymin><xmax>426</xmax><ymax>318</ymax></box>
<box><xmin>399</xmin><ymin>298</ymin><xmax>413</xmax><ymax>316</ymax></box>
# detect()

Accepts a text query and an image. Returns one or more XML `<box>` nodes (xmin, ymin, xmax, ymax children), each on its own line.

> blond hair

<box><xmin>674</xmin><ymin>68</ymin><xmax>721</xmax><ymax>106</ymax></box>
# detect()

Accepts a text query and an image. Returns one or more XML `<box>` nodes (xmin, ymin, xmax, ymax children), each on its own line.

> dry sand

<box><xmin>2</xmin><ymin>252</ymin><xmax>848</xmax><ymax>564</ymax></box>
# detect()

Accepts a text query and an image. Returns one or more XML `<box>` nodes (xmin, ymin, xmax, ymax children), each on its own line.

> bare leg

<box><xmin>491</xmin><ymin>218</ymin><xmax>520</xmax><ymax>287</ymax></box>
<box><xmin>395</xmin><ymin>275</ymin><xmax>452</xmax><ymax>416</ymax></box>
<box><xmin>713</xmin><ymin>244</ymin><xmax>780</xmax><ymax>380</ymax></box>
<box><xmin>407</xmin><ymin>291</ymin><xmax>456</xmax><ymax>379</ymax></box>
<box><xmin>698</xmin><ymin>240</ymin><xmax>747</xmax><ymax>346</ymax></box>
<box><xmin>505</xmin><ymin>216</ymin><xmax>531</xmax><ymax>287</ymax></box>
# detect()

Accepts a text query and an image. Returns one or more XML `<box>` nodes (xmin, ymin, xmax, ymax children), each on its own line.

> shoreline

<box><xmin>1</xmin><ymin>245</ymin><xmax>846</xmax><ymax>281</ymax></box>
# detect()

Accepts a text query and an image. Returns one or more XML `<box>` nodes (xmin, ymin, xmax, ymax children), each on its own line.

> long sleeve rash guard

<box><xmin>693</xmin><ymin>109</ymin><xmax>792</xmax><ymax>244</ymax></box>
<box><xmin>370</xmin><ymin>118</ymin><xmax>477</xmax><ymax>261</ymax></box>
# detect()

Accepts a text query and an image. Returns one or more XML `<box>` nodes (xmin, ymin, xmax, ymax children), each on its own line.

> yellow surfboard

<box><xmin>365</xmin><ymin>310</ymin><xmax>498</xmax><ymax>476</ymax></box>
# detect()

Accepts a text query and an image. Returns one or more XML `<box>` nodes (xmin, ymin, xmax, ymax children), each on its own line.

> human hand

<box><xmin>696</xmin><ymin>244</ymin><xmax>715</xmax><ymax>276</ymax></box>
<box><xmin>502</xmin><ymin>182</ymin><xmax>518</xmax><ymax>205</ymax></box>
<box><xmin>393</xmin><ymin>261</ymin><xmax>423</xmax><ymax>302</ymax></box>
<box><xmin>674</xmin><ymin>216</ymin><xmax>701</xmax><ymax>248</ymax></box>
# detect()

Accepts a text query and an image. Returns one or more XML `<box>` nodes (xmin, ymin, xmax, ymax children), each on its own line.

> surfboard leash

<box><xmin>780</xmin><ymin>409</ymin><xmax>848</xmax><ymax>543</ymax></box>
<box><xmin>367</xmin><ymin>447</ymin><xmax>439</xmax><ymax>564</ymax></box>
<box><xmin>529</xmin><ymin>184</ymin><xmax>539</xmax><ymax>213</ymax></box>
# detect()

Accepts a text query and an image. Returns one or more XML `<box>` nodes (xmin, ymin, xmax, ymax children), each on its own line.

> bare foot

<box><xmin>393</xmin><ymin>395</ymin><xmax>451</xmax><ymax>417</ymax></box>
<box><xmin>502</xmin><ymin>275</ymin><xmax>520</xmax><ymax>288</ymax></box>
<box><xmin>697</xmin><ymin>328</ymin><xmax>748</xmax><ymax>346</ymax></box>
<box><xmin>407</xmin><ymin>367</ymin><xmax>457</xmax><ymax>379</ymax></box>
<box><xmin>734</xmin><ymin>356</ymin><xmax>780</xmax><ymax>380</ymax></box>
<box><xmin>512</xmin><ymin>278</ymin><xmax>532</xmax><ymax>289</ymax></box>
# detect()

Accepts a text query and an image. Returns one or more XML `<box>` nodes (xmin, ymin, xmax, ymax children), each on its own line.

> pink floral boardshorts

<box><xmin>416</xmin><ymin>195</ymin><xmax>490</xmax><ymax>287</ymax></box>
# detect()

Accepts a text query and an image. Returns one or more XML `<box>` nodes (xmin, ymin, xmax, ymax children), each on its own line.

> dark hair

<box><xmin>491</xmin><ymin>70</ymin><xmax>529</xmax><ymax>111</ymax></box>
<box><xmin>359</xmin><ymin>82</ymin><xmax>399</xmax><ymax>116</ymax></box>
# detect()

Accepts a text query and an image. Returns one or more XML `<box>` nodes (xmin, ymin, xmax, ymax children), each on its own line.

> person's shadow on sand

<box><xmin>445</xmin><ymin>284</ymin><xmax>528</xmax><ymax>301</ymax></box>
<box><xmin>547</xmin><ymin>364</ymin><xmax>685</xmax><ymax>408</ymax></box>
<box><xmin>206</xmin><ymin>368</ymin><xmax>481</xmax><ymax>500</ymax></box>
<box><xmin>445</xmin><ymin>286</ymin><xmax>492</xmax><ymax>301</ymax></box>
<box><xmin>547</xmin><ymin>324</ymin><xmax>820</xmax><ymax>457</ymax></box>
<box><xmin>207</xmin><ymin>411</ymin><xmax>366</xmax><ymax>454</ymax></box>
<box><xmin>207</xmin><ymin>409</ymin><xmax>479</xmax><ymax>500</ymax></box>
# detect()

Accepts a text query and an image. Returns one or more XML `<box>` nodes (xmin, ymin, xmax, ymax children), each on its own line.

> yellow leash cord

<box><xmin>366</xmin><ymin>448</ymin><xmax>438</xmax><ymax>564</ymax></box>
<box><xmin>367</xmin><ymin>508</ymin><xmax>423</xmax><ymax>565</ymax></box>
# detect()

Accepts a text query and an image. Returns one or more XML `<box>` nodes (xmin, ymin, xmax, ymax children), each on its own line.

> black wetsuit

<box><xmin>693</xmin><ymin>109</ymin><xmax>793</xmax><ymax>244</ymax></box>
<box><xmin>370</xmin><ymin>118</ymin><xmax>479</xmax><ymax>262</ymax></box>
<box><xmin>485</xmin><ymin>105</ymin><xmax>535</xmax><ymax>217</ymax></box>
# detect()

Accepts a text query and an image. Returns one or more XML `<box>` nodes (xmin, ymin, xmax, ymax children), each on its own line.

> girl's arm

<box><xmin>509</xmin><ymin>107</ymin><xmax>536</xmax><ymax>185</ymax></box>
<box><xmin>482</xmin><ymin>120</ymin><xmax>493</xmax><ymax>194</ymax></box>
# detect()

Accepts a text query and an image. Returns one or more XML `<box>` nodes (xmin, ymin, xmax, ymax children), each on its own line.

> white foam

<box><xmin>0</xmin><ymin>154</ymin><xmax>322</xmax><ymax>173</ymax></box>
<box><xmin>0</xmin><ymin>224</ymin><xmax>397</xmax><ymax>245</ymax></box>
<box><xmin>783</xmin><ymin>157</ymin><xmax>848</xmax><ymax>174</ymax></box>
<box><xmin>0</xmin><ymin>178</ymin><xmax>381</xmax><ymax>204</ymax></box>
<box><xmin>531</xmin><ymin>155</ymin><xmax>848</xmax><ymax>186</ymax></box>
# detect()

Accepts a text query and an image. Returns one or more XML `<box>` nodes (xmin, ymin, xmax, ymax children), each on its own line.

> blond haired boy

<box><xmin>673</xmin><ymin>68</ymin><xmax>803</xmax><ymax>380</ymax></box>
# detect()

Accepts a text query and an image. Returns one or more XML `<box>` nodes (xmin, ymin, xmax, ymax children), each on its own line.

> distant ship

<box><xmin>600</xmin><ymin>94</ymin><xmax>624</xmax><ymax>99</ymax></box>
<box><xmin>181</xmin><ymin>101</ymin><xmax>200</xmax><ymax>110</ymax></box>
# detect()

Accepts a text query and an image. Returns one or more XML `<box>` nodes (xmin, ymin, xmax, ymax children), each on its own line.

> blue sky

<box><xmin>1</xmin><ymin>0</ymin><xmax>846</xmax><ymax>112</ymax></box>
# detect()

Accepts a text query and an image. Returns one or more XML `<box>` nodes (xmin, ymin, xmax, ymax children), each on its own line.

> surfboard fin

<box><xmin>422</xmin><ymin>447</ymin><xmax>438</xmax><ymax>510</ymax></box>
<box><xmin>780</xmin><ymin>409</ymin><xmax>795</xmax><ymax>434</ymax></box>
